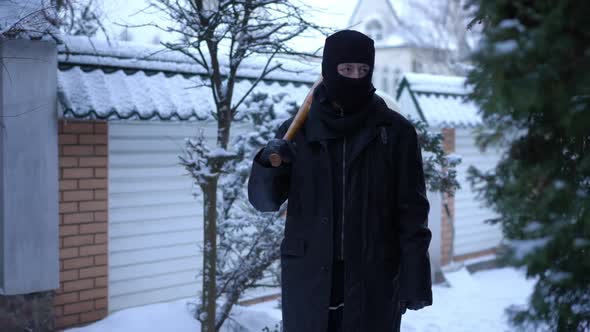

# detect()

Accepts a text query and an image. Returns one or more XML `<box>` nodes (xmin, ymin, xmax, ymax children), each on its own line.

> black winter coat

<box><xmin>248</xmin><ymin>94</ymin><xmax>433</xmax><ymax>332</ymax></box>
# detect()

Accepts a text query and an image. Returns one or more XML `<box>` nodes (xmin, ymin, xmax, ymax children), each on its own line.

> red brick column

<box><xmin>441</xmin><ymin>128</ymin><xmax>455</xmax><ymax>266</ymax></box>
<box><xmin>54</xmin><ymin>120</ymin><xmax>108</xmax><ymax>329</ymax></box>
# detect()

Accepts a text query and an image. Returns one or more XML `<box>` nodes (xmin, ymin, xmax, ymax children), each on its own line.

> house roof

<box><xmin>347</xmin><ymin>0</ymin><xmax>414</xmax><ymax>48</ymax></box>
<box><xmin>348</xmin><ymin>0</ymin><xmax>398</xmax><ymax>28</ymax></box>
<box><xmin>57</xmin><ymin>36</ymin><xmax>318</xmax><ymax>121</ymax></box>
<box><xmin>395</xmin><ymin>73</ymin><xmax>481</xmax><ymax>127</ymax></box>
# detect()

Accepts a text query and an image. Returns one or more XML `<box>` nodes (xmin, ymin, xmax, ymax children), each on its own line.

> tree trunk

<box><xmin>200</xmin><ymin>178</ymin><xmax>218</xmax><ymax>332</ymax></box>
<box><xmin>200</xmin><ymin>100</ymin><xmax>232</xmax><ymax>332</ymax></box>
<box><xmin>217</xmin><ymin>103</ymin><xmax>232</xmax><ymax>149</ymax></box>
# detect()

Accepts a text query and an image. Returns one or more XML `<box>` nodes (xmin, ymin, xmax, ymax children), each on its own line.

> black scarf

<box><xmin>307</xmin><ymin>83</ymin><xmax>374</xmax><ymax>139</ymax></box>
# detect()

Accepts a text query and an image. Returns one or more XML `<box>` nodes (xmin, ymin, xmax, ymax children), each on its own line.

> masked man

<box><xmin>248</xmin><ymin>30</ymin><xmax>432</xmax><ymax>332</ymax></box>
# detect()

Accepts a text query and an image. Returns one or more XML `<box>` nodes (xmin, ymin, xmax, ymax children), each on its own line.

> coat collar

<box><xmin>303</xmin><ymin>87</ymin><xmax>393</xmax><ymax>164</ymax></box>
<box><xmin>304</xmin><ymin>85</ymin><xmax>386</xmax><ymax>142</ymax></box>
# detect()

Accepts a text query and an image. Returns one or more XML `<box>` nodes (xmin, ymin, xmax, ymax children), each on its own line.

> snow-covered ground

<box><xmin>400</xmin><ymin>267</ymin><xmax>535</xmax><ymax>332</ymax></box>
<box><xmin>67</xmin><ymin>266</ymin><xmax>536</xmax><ymax>332</ymax></box>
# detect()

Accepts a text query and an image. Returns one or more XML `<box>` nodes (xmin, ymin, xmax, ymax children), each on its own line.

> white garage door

<box><xmin>453</xmin><ymin>128</ymin><xmax>503</xmax><ymax>257</ymax></box>
<box><xmin>108</xmin><ymin>121</ymin><xmax>219</xmax><ymax>312</ymax></box>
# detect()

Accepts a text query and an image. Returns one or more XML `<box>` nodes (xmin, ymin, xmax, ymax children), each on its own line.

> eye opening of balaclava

<box><xmin>321</xmin><ymin>30</ymin><xmax>376</xmax><ymax>113</ymax></box>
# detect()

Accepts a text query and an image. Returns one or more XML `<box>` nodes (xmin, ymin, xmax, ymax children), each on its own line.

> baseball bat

<box><xmin>269</xmin><ymin>76</ymin><xmax>323</xmax><ymax>167</ymax></box>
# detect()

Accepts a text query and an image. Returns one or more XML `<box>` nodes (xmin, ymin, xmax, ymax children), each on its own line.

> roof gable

<box><xmin>395</xmin><ymin>73</ymin><xmax>481</xmax><ymax>128</ymax></box>
<box><xmin>348</xmin><ymin>0</ymin><xmax>397</xmax><ymax>27</ymax></box>
<box><xmin>347</xmin><ymin>0</ymin><xmax>411</xmax><ymax>47</ymax></box>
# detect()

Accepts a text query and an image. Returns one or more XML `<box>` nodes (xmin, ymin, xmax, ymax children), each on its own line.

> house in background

<box><xmin>348</xmin><ymin>0</ymin><xmax>457</xmax><ymax>97</ymax></box>
<box><xmin>396</xmin><ymin>73</ymin><xmax>504</xmax><ymax>267</ymax></box>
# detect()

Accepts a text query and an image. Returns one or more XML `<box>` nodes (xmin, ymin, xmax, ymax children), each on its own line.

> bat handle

<box><xmin>266</xmin><ymin>76</ymin><xmax>322</xmax><ymax>168</ymax></box>
<box><xmin>269</xmin><ymin>153</ymin><xmax>282</xmax><ymax>167</ymax></box>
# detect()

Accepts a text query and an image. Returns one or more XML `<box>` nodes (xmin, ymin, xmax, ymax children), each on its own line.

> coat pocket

<box><xmin>280</xmin><ymin>237</ymin><xmax>306</xmax><ymax>257</ymax></box>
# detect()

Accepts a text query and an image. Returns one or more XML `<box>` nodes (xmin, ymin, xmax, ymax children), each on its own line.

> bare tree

<box><xmin>51</xmin><ymin>0</ymin><xmax>108</xmax><ymax>37</ymax></box>
<box><xmin>149</xmin><ymin>0</ymin><xmax>326</xmax><ymax>331</ymax></box>
<box><xmin>390</xmin><ymin>0</ymin><xmax>480</xmax><ymax>74</ymax></box>
<box><xmin>181</xmin><ymin>93</ymin><xmax>297</xmax><ymax>331</ymax></box>
<box><xmin>0</xmin><ymin>0</ymin><xmax>107</xmax><ymax>40</ymax></box>
<box><xmin>0</xmin><ymin>0</ymin><xmax>58</xmax><ymax>39</ymax></box>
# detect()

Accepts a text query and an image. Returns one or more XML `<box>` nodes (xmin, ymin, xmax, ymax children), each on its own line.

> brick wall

<box><xmin>55</xmin><ymin>120</ymin><xmax>108</xmax><ymax>329</ymax></box>
<box><xmin>441</xmin><ymin>128</ymin><xmax>455</xmax><ymax>266</ymax></box>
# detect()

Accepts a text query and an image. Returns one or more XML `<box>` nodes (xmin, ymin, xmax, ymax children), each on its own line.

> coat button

<box><xmin>321</xmin><ymin>217</ymin><xmax>328</xmax><ymax>224</ymax></box>
<box><xmin>321</xmin><ymin>265</ymin><xmax>329</xmax><ymax>272</ymax></box>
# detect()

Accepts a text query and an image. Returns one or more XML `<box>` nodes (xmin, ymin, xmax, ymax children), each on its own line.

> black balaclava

<box><xmin>321</xmin><ymin>30</ymin><xmax>376</xmax><ymax>113</ymax></box>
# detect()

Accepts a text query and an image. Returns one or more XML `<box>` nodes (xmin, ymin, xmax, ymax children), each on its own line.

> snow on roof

<box><xmin>58</xmin><ymin>36</ymin><xmax>319</xmax><ymax>83</ymax></box>
<box><xmin>377</xmin><ymin>34</ymin><xmax>410</xmax><ymax>48</ymax></box>
<box><xmin>396</xmin><ymin>73</ymin><xmax>481</xmax><ymax>127</ymax></box>
<box><xmin>58</xmin><ymin>66</ymin><xmax>311</xmax><ymax>121</ymax></box>
<box><xmin>375</xmin><ymin>89</ymin><xmax>401</xmax><ymax>113</ymax></box>
<box><xmin>403</xmin><ymin>73</ymin><xmax>469</xmax><ymax>95</ymax></box>
<box><xmin>57</xmin><ymin>36</ymin><xmax>316</xmax><ymax>121</ymax></box>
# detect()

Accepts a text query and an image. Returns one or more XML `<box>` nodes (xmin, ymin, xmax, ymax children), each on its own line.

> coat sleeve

<box><xmin>395</xmin><ymin>121</ymin><xmax>433</xmax><ymax>305</ymax></box>
<box><xmin>247</xmin><ymin>118</ymin><xmax>293</xmax><ymax>212</ymax></box>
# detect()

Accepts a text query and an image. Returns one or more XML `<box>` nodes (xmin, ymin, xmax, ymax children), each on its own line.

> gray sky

<box><xmin>101</xmin><ymin>0</ymin><xmax>359</xmax><ymax>52</ymax></box>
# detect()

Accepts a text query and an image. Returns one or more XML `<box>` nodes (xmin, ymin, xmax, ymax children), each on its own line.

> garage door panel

<box><xmin>454</xmin><ymin>227</ymin><xmax>502</xmax><ymax>252</ymax></box>
<box><xmin>109</xmin><ymin>138</ymin><xmax>188</xmax><ymax>153</ymax></box>
<box><xmin>110</xmin><ymin>152</ymin><xmax>187</xmax><ymax>168</ymax></box>
<box><xmin>110</xmin><ymin>177</ymin><xmax>193</xmax><ymax>194</ymax></box>
<box><xmin>110</xmin><ymin>269</ymin><xmax>199</xmax><ymax>298</ymax></box>
<box><xmin>108</xmin><ymin>121</ymin><xmax>250</xmax><ymax>312</ymax></box>
<box><xmin>454</xmin><ymin>225</ymin><xmax>501</xmax><ymax>244</ymax></box>
<box><xmin>110</xmin><ymin>229</ymin><xmax>203</xmax><ymax>252</ymax></box>
<box><xmin>453</xmin><ymin>128</ymin><xmax>503</xmax><ymax>257</ymax></box>
<box><xmin>110</xmin><ymin>165</ymin><xmax>187</xmax><ymax>179</ymax></box>
<box><xmin>111</xmin><ymin>218</ymin><xmax>200</xmax><ymax>237</ymax></box>
<box><xmin>110</xmin><ymin>243</ymin><xmax>200</xmax><ymax>267</ymax></box>
<box><xmin>110</xmin><ymin>256</ymin><xmax>199</xmax><ymax>282</ymax></box>
<box><xmin>109</xmin><ymin>190</ymin><xmax>200</xmax><ymax>209</ymax></box>
<box><xmin>109</xmin><ymin>121</ymin><xmax>209</xmax><ymax>311</ymax></box>
<box><xmin>455</xmin><ymin>222</ymin><xmax>502</xmax><ymax>237</ymax></box>
<box><xmin>110</xmin><ymin>204</ymin><xmax>200</xmax><ymax>224</ymax></box>
<box><xmin>109</xmin><ymin>120</ymin><xmax>214</xmax><ymax>137</ymax></box>
<box><xmin>109</xmin><ymin>283</ymin><xmax>198</xmax><ymax>312</ymax></box>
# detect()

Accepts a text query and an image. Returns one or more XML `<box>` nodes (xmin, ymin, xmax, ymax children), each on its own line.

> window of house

<box><xmin>412</xmin><ymin>58</ymin><xmax>424</xmax><ymax>73</ymax></box>
<box><xmin>366</xmin><ymin>20</ymin><xmax>384</xmax><ymax>41</ymax></box>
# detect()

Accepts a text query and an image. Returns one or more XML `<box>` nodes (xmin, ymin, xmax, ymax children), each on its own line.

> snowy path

<box><xmin>67</xmin><ymin>267</ymin><xmax>535</xmax><ymax>332</ymax></box>
<box><xmin>399</xmin><ymin>267</ymin><xmax>535</xmax><ymax>332</ymax></box>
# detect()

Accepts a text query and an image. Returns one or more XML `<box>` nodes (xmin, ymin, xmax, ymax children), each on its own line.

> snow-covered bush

<box><xmin>180</xmin><ymin>92</ymin><xmax>296</xmax><ymax>330</ymax></box>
